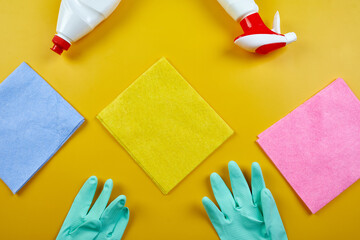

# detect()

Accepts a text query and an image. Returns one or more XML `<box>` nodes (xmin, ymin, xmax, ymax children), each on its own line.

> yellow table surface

<box><xmin>0</xmin><ymin>0</ymin><xmax>359</xmax><ymax>239</ymax></box>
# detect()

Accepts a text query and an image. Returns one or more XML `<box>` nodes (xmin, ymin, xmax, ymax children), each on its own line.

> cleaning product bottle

<box><xmin>217</xmin><ymin>0</ymin><xmax>297</xmax><ymax>54</ymax></box>
<box><xmin>51</xmin><ymin>0</ymin><xmax>121</xmax><ymax>55</ymax></box>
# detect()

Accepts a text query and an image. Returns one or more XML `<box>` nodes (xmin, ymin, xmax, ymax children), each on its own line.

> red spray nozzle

<box><xmin>234</xmin><ymin>12</ymin><xmax>297</xmax><ymax>54</ymax></box>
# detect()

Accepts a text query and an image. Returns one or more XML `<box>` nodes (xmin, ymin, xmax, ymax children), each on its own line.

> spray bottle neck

<box><xmin>240</xmin><ymin>13</ymin><xmax>280</xmax><ymax>36</ymax></box>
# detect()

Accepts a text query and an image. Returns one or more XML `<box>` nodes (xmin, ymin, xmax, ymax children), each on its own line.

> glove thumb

<box><xmin>260</xmin><ymin>188</ymin><xmax>288</xmax><ymax>240</ymax></box>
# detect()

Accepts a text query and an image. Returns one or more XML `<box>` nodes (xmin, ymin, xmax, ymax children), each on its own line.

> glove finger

<box><xmin>261</xmin><ymin>188</ymin><xmax>288</xmax><ymax>240</ymax></box>
<box><xmin>202</xmin><ymin>197</ymin><xmax>225</xmax><ymax>225</ymax></box>
<box><xmin>68</xmin><ymin>176</ymin><xmax>98</xmax><ymax>221</ymax></box>
<box><xmin>88</xmin><ymin>179</ymin><xmax>113</xmax><ymax>219</ymax></box>
<box><xmin>100</xmin><ymin>195</ymin><xmax>129</xmax><ymax>239</ymax></box>
<box><xmin>107</xmin><ymin>207</ymin><xmax>130</xmax><ymax>240</ymax></box>
<box><xmin>100</xmin><ymin>195</ymin><xmax>126</xmax><ymax>221</ymax></box>
<box><xmin>210</xmin><ymin>173</ymin><xmax>235</xmax><ymax>214</ymax></box>
<box><xmin>251</xmin><ymin>162</ymin><xmax>266</xmax><ymax>209</ymax></box>
<box><xmin>228</xmin><ymin>161</ymin><xmax>253</xmax><ymax>207</ymax></box>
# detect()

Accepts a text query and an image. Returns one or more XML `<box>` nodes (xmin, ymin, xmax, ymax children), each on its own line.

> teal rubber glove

<box><xmin>57</xmin><ymin>176</ymin><xmax>129</xmax><ymax>240</ymax></box>
<box><xmin>202</xmin><ymin>161</ymin><xmax>287</xmax><ymax>240</ymax></box>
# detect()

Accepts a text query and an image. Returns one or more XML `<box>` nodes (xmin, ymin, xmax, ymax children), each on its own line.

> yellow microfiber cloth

<box><xmin>97</xmin><ymin>58</ymin><xmax>233</xmax><ymax>194</ymax></box>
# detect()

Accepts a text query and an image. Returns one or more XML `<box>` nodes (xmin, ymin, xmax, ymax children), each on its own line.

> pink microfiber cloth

<box><xmin>257</xmin><ymin>79</ymin><xmax>360</xmax><ymax>213</ymax></box>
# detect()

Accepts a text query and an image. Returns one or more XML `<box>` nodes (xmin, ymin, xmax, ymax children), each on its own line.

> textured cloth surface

<box><xmin>257</xmin><ymin>78</ymin><xmax>360</xmax><ymax>213</ymax></box>
<box><xmin>97</xmin><ymin>58</ymin><xmax>233</xmax><ymax>194</ymax></box>
<box><xmin>0</xmin><ymin>62</ymin><xmax>84</xmax><ymax>193</ymax></box>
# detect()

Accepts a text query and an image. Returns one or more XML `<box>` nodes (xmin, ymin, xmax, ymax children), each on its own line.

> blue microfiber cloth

<box><xmin>0</xmin><ymin>62</ymin><xmax>84</xmax><ymax>194</ymax></box>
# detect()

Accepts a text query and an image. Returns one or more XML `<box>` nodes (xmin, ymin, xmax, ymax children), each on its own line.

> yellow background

<box><xmin>0</xmin><ymin>0</ymin><xmax>359</xmax><ymax>239</ymax></box>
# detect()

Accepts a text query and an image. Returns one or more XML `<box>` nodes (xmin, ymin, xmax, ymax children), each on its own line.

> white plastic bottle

<box><xmin>51</xmin><ymin>0</ymin><xmax>121</xmax><ymax>55</ymax></box>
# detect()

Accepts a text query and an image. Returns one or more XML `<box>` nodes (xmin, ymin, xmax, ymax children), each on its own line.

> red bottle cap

<box><xmin>51</xmin><ymin>35</ymin><xmax>71</xmax><ymax>55</ymax></box>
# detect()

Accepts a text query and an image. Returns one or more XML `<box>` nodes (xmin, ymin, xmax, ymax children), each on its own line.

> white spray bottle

<box><xmin>51</xmin><ymin>0</ymin><xmax>121</xmax><ymax>55</ymax></box>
